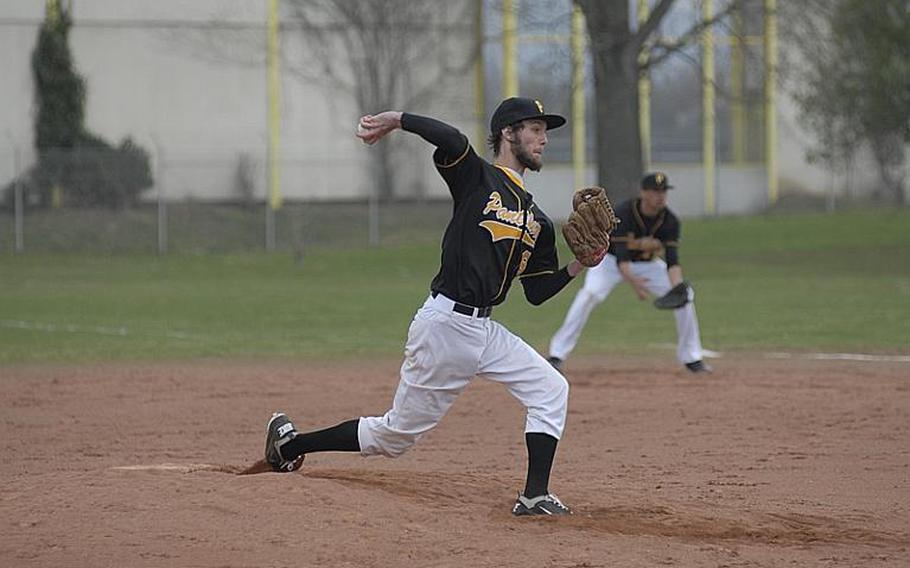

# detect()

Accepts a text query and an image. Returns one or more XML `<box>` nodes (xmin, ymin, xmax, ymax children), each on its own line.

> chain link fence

<box><xmin>0</xmin><ymin>199</ymin><xmax>455</xmax><ymax>255</ymax></box>
<box><xmin>0</xmin><ymin>145</ymin><xmax>457</xmax><ymax>255</ymax></box>
<box><xmin>0</xmin><ymin>142</ymin><xmax>782</xmax><ymax>255</ymax></box>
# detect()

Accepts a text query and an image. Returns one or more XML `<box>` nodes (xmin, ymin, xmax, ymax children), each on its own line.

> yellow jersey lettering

<box><xmin>483</xmin><ymin>192</ymin><xmax>503</xmax><ymax>215</ymax></box>
<box><xmin>517</xmin><ymin>250</ymin><xmax>532</xmax><ymax>275</ymax></box>
<box><xmin>480</xmin><ymin>190</ymin><xmax>541</xmax><ymax>246</ymax></box>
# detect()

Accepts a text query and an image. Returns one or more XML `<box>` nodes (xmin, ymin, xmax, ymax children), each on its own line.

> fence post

<box><xmin>155</xmin><ymin>143</ymin><xmax>168</xmax><ymax>255</ymax></box>
<box><xmin>368</xmin><ymin>184</ymin><xmax>379</xmax><ymax>247</ymax></box>
<box><xmin>14</xmin><ymin>147</ymin><xmax>24</xmax><ymax>253</ymax></box>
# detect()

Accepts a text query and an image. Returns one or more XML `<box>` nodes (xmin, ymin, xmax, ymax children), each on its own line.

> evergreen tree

<box><xmin>32</xmin><ymin>0</ymin><xmax>85</xmax><ymax>150</ymax></box>
<box><xmin>3</xmin><ymin>0</ymin><xmax>153</xmax><ymax>209</ymax></box>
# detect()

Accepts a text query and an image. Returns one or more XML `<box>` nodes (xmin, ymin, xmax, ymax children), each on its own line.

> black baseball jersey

<box><xmin>401</xmin><ymin>113</ymin><xmax>572</xmax><ymax>308</ymax></box>
<box><xmin>609</xmin><ymin>198</ymin><xmax>681</xmax><ymax>266</ymax></box>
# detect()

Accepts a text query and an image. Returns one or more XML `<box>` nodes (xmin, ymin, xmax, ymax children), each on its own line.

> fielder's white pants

<box><xmin>359</xmin><ymin>293</ymin><xmax>569</xmax><ymax>458</ymax></box>
<box><xmin>549</xmin><ymin>254</ymin><xmax>704</xmax><ymax>365</ymax></box>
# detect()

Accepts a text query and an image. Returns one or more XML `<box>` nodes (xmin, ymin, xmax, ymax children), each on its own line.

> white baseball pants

<box><xmin>359</xmin><ymin>293</ymin><xmax>569</xmax><ymax>458</ymax></box>
<box><xmin>549</xmin><ymin>254</ymin><xmax>704</xmax><ymax>364</ymax></box>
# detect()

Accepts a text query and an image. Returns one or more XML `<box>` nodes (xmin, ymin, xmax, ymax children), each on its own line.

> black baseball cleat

<box><xmin>512</xmin><ymin>493</ymin><xmax>572</xmax><ymax>516</ymax></box>
<box><xmin>546</xmin><ymin>356</ymin><xmax>564</xmax><ymax>372</ymax></box>
<box><xmin>685</xmin><ymin>360</ymin><xmax>713</xmax><ymax>374</ymax></box>
<box><xmin>265</xmin><ymin>412</ymin><xmax>303</xmax><ymax>472</ymax></box>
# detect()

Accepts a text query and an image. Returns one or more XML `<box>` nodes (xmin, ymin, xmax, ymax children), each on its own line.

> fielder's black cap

<box><xmin>641</xmin><ymin>172</ymin><xmax>674</xmax><ymax>190</ymax></box>
<box><xmin>490</xmin><ymin>97</ymin><xmax>566</xmax><ymax>134</ymax></box>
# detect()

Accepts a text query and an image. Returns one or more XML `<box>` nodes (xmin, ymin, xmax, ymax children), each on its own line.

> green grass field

<box><xmin>1</xmin><ymin>208</ymin><xmax>908</xmax><ymax>364</ymax></box>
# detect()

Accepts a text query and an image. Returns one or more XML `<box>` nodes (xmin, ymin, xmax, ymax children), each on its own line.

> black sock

<box><xmin>523</xmin><ymin>432</ymin><xmax>558</xmax><ymax>498</ymax></box>
<box><xmin>283</xmin><ymin>419</ymin><xmax>361</xmax><ymax>459</ymax></box>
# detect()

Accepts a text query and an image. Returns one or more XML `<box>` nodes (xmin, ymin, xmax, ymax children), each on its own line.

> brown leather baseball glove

<box><xmin>562</xmin><ymin>187</ymin><xmax>620</xmax><ymax>267</ymax></box>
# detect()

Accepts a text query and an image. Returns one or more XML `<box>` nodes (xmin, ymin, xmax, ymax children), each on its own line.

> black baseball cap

<box><xmin>641</xmin><ymin>172</ymin><xmax>674</xmax><ymax>190</ymax></box>
<box><xmin>490</xmin><ymin>97</ymin><xmax>566</xmax><ymax>134</ymax></box>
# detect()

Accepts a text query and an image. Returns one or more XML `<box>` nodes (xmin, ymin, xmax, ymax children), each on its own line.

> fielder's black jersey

<box><xmin>401</xmin><ymin>113</ymin><xmax>571</xmax><ymax>308</ymax></box>
<box><xmin>608</xmin><ymin>198</ymin><xmax>681</xmax><ymax>266</ymax></box>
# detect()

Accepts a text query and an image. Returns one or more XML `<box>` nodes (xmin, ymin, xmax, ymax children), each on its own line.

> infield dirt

<box><xmin>2</xmin><ymin>356</ymin><xmax>908</xmax><ymax>567</ymax></box>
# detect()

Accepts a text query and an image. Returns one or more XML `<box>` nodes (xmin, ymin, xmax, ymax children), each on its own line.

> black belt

<box><xmin>432</xmin><ymin>292</ymin><xmax>492</xmax><ymax>318</ymax></box>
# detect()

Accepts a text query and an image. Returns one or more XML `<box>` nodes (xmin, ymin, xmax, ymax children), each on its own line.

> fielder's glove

<box><xmin>562</xmin><ymin>187</ymin><xmax>620</xmax><ymax>267</ymax></box>
<box><xmin>653</xmin><ymin>281</ymin><xmax>694</xmax><ymax>310</ymax></box>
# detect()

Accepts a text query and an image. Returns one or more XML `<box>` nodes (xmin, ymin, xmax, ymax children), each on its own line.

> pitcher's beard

<box><xmin>514</xmin><ymin>145</ymin><xmax>542</xmax><ymax>172</ymax></box>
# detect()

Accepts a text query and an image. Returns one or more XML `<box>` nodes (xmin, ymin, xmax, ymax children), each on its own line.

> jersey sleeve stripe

<box><xmin>518</xmin><ymin>269</ymin><xmax>556</xmax><ymax>279</ymax></box>
<box><xmin>434</xmin><ymin>142</ymin><xmax>471</xmax><ymax>169</ymax></box>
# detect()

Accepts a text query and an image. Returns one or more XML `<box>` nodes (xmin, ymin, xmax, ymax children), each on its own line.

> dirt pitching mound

<box><xmin>2</xmin><ymin>356</ymin><xmax>908</xmax><ymax>567</ymax></box>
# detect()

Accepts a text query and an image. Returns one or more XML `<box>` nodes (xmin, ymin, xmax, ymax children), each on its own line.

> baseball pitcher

<box><xmin>263</xmin><ymin>97</ymin><xmax>613</xmax><ymax>516</ymax></box>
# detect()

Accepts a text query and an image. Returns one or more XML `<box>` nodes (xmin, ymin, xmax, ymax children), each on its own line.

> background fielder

<box><xmin>548</xmin><ymin>172</ymin><xmax>712</xmax><ymax>374</ymax></box>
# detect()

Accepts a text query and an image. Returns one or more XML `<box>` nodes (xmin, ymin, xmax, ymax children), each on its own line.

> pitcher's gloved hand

<box><xmin>562</xmin><ymin>187</ymin><xmax>620</xmax><ymax>267</ymax></box>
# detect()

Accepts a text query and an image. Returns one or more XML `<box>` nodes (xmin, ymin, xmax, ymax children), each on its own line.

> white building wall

<box><xmin>0</xmin><ymin>0</ymin><xmax>472</xmax><ymax>203</ymax></box>
<box><xmin>0</xmin><ymin>0</ymin><xmax>884</xmax><ymax>211</ymax></box>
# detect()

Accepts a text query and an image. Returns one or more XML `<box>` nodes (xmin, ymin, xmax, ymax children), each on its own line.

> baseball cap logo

<box><xmin>655</xmin><ymin>173</ymin><xmax>664</xmax><ymax>185</ymax></box>
<box><xmin>535</xmin><ymin>100</ymin><xmax>544</xmax><ymax>113</ymax></box>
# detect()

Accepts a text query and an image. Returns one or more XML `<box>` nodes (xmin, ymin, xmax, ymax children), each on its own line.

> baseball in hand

<box><xmin>357</xmin><ymin>122</ymin><xmax>374</xmax><ymax>144</ymax></box>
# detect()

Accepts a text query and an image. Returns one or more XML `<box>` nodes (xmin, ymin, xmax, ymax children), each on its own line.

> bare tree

<box><xmin>782</xmin><ymin>0</ymin><xmax>909</xmax><ymax>204</ymax></box>
<box><xmin>574</xmin><ymin>0</ymin><xmax>749</xmax><ymax>203</ymax></box>
<box><xmin>284</xmin><ymin>1</ymin><xmax>477</xmax><ymax>201</ymax></box>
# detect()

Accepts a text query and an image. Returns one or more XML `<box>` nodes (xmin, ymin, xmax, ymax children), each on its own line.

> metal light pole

<box><xmin>702</xmin><ymin>0</ymin><xmax>717</xmax><ymax>216</ymax></box>
<box><xmin>501</xmin><ymin>0</ymin><xmax>518</xmax><ymax>98</ymax></box>
<box><xmin>764</xmin><ymin>0</ymin><xmax>779</xmax><ymax>204</ymax></box>
<box><xmin>265</xmin><ymin>0</ymin><xmax>282</xmax><ymax>251</ymax></box>
<box><xmin>474</xmin><ymin>0</ymin><xmax>486</xmax><ymax>150</ymax></box>
<box><xmin>571</xmin><ymin>5</ymin><xmax>586</xmax><ymax>190</ymax></box>
<box><xmin>638</xmin><ymin>0</ymin><xmax>652</xmax><ymax>171</ymax></box>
